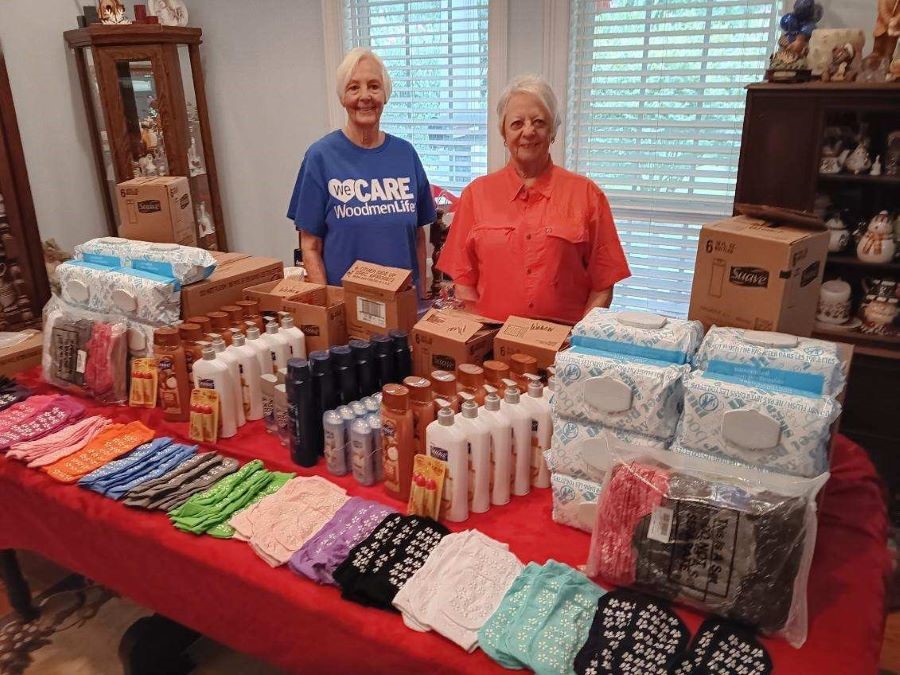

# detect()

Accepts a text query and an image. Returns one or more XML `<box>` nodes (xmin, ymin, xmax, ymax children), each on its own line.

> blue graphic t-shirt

<box><xmin>287</xmin><ymin>130</ymin><xmax>437</xmax><ymax>287</ymax></box>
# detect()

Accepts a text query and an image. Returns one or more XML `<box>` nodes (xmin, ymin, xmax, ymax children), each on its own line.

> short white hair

<box><xmin>335</xmin><ymin>48</ymin><xmax>392</xmax><ymax>102</ymax></box>
<box><xmin>496</xmin><ymin>74</ymin><xmax>561</xmax><ymax>138</ymax></box>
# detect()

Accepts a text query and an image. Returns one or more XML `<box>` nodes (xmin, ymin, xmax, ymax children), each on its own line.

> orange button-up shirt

<box><xmin>436</xmin><ymin>161</ymin><xmax>630</xmax><ymax>324</ymax></box>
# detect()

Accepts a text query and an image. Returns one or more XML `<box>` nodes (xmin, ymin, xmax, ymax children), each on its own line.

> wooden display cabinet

<box><xmin>65</xmin><ymin>24</ymin><xmax>227</xmax><ymax>251</ymax></box>
<box><xmin>735</xmin><ymin>82</ymin><xmax>900</xmax><ymax>522</ymax></box>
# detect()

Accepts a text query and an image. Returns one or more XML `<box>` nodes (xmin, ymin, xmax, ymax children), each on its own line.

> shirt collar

<box><xmin>504</xmin><ymin>158</ymin><xmax>555</xmax><ymax>201</ymax></box>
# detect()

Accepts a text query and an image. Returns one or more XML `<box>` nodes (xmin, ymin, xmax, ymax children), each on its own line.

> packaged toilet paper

<box><xmin>570</xmin><ymin>308</ymin><xmax>704</xmax><ymax>364</ymax></box>
<box><xmin>57</xmin><ymin>261</ymin><xmax>181</xmax><ymax>325</ymax></box>
<box><xmin>553</xmin><ymin>348</ymin><xmax>689</xmax><ymax>441</ymax></box>
<box><xmin>549</xmin><ymin>472</ymin><xmax>603</xmax><ymax>533</ymax></box>
<box><xmin>74</xmin><ymin>237</ymin><xmax>216</xmax><ymax>285</ymax></box>
<box><xmin>673</xmin><ymin>371</ymin><xmax>840</xmax><ymax>477</ymax></box>
<box><xmin>693</xmin><ymin>327</ymin><xmax>847</xmax><ymax>397</ymax></box>
<box><xmin>547</xmin><ymin>418</ymin><xmax>666</xmax><ymax>483</ymax></box>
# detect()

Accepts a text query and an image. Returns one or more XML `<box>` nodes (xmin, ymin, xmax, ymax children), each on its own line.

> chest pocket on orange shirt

<box><xmin>469</xmin><ymin>223</ymin><xmax>517</xmax><ymax>262</ymax></box>
<box><xmin>544</xmin><ymin>218</ymin><xmax>590</xmax><ymax>286</ymax></box>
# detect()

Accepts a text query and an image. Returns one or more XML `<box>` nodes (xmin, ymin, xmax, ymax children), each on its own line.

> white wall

<box><xmin>0</xmin><ymin>1</ymin><xmax>109</xmax><ymax>250</ymax></box>
<box><xmin>0</xmin><ymin>0</ymin><xmax>882</xmax><ymax>259</ymax></box>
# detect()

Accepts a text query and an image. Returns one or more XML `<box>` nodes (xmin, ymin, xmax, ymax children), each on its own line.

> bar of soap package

<box><xmin>692</xmin><ymin>326</ymin><xmax>847</xmax><ymax>397</ymax></box>
<box><xmin>57</xmin><ymin>261</ymin><xmax>181</xmax><ymax>325</ymax></box>
<box><xmin>673</xmin><ymin>371</ymin><xmax>840</xmax><ymax>477</ymax></box>
<box><xmin>73</xmin><ymin>237</ymin><xmax>217</xmax><ymax>285</ymax></box>
<box><xmin>553</xmin><ymin>347</ymin><xmax>689</xmax><ymax>442</ymax></box>
<box><xmin>571</xmin><ymin>308</ymin><xmax>704</xmax><ymax>365</ymax></box>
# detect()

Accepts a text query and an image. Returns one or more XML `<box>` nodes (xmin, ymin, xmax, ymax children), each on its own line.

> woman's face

<box><xmin>342</xmin><ymin>57</ymin><xmax>386</xmax><ymax>128</ymax></box>
<box><xmin>502</xmin><ymin>92</ymin><xmax>553</xmax><ymax>166</ymax></box>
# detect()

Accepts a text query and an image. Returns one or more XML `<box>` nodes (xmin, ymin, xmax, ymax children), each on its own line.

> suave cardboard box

<box><xmin>116</xmin><ymin>176</ymin><xmax>197</xmax><ymax>247</ymax></box>
<box><xmin>494</xmin><ymin>315</ymin><xmax>571</xmax><ymax>372</ymax></box>
<box><xmin>180</xmin><ymin>252</ymin><xmax>283</xmax><ymax>318</ymax></box>
<box><xmin>688</xmin><ymin>210</ymin><xmax>828</xmax><ymax>336</ymax></box>
<box><xmin>411</xmin><ymin>309</ymin><xmax>500</xmax><ymax>376</ymax></box>
<box><xmin>342</xmin><ymin>261</ymin><xmax>418</xmax><ymax>340</ymax></box>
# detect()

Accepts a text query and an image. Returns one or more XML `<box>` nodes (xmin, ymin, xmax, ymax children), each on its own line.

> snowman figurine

<box><xmin>857</xmin><ymin>210</ymin><xmax>897</xmax><ymax>263</ymax></box>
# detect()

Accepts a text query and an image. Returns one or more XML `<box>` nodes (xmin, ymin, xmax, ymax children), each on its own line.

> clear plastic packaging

<box><xmin>42</xmin><ymin>298</ymin><xmax>128</xmax><ymax>404</ymax></box>
<box><xmin>73</xmin><ymin>237</ymin><xmax>217</xmax><ymax>285</ymax></box>
<box><xmin>585</xmin><ymin>435</ymin><xmax>828</xmax><ymax>647</ymax></box>
<box><xmin>548</xmin><ymin>470</ymin><xmax>602</xmax><ymax>532</ymax></box>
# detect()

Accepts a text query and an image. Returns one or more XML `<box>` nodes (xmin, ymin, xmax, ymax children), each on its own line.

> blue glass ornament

<box><xmin>800</xmin><ymin>22</ymin><xmax>816</xmax><ymax>38</ymax></box>
<box><xmin>780</xmin><ymin>12</ymin><xmax>800</xmax><ymax>33</ymax></box>
<box><xmin>793</xmin><ymin>0</ymin><xmax>814</xmax><ymax>20</ymax></box>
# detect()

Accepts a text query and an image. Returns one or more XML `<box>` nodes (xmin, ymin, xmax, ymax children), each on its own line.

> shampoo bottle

<box><xmin>403</xmin><ymin>375</ymin><xmax>435</xmax><ymax>455</ymax></box>
<box><xmin>286</xmin><ymin>358</ymin><xmax>319</xmax><ymax>466</ymax></box>
<box><xmin>350</xmin><ymin>339</ymin><xmax>378</xmax><ymax>397</ymax></box>
<box><xmin>154</xmin><ymin>327</ymin><xmax>191</xmax><ymax>422</ymax></box>
<box><xmin>456</xmin><ymin>364</ymin><xmax>487</xmax><ymax>405</ymax></box>
<box><xmin>381</xmin><ymin>383</ymin><xmax>415</xmax><ymax>502</ymax></box>
<box><xmin>430</xmin><ymin>370</ymin><xmax>461</xmax><ymax>413</ymax></box>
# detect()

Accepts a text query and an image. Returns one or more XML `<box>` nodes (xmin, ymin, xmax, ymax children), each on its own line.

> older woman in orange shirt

<box><xmin>437</xmin><ymin>74</ymin><xmax>630</xmax><ymax>324</ymax></box>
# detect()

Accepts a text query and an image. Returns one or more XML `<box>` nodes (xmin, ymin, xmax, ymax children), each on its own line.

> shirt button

<box><xmin>526</xmin><ymin>234</ymin><xmax>531</xmax><ymax>240</ymax></box>
<box><xmin>546</xmin><ymin>227</ymin><xmax>552</xmax><ymax>234</ymax></box>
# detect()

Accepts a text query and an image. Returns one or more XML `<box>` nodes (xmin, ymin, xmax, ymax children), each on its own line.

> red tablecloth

<box><xmin>0</xmin><ymin>369</ymin><xmax>890</xmax><ymax>674</ymax></box>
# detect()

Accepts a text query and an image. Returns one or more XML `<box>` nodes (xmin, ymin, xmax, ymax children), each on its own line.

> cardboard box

<box><xmin>116</xmin><ymin>176</ymin><xmax>197</xmax><ymax>247</ymax></box>
<box><xmin>688</xmin><ymin>212</ymin><xmax>828</xmax><ymax>336</ymax></box>
<box><xmin>411</xmin><ymin>309</ymin><xmax>500</xmax><ymax>376</ymax></box>
<box><xmin>244</xmin><ymin>280</ymin><xmax>347</xmax><ymax>353</ymax></box>
<box><xmin>494</xmin><ymin>315</ymin><xmax>571</xmax><ymax>371</ymax></box>
<box><xmin>0</xmin><ymin>329</ymin><xmax>42</xmax><ymax>377</ymax></box>
<box><xmin>181</xmin><ymin>252</ymin><xmax>283</xmax><ymax>318</ymax></box>
<box><xmin>342</xmin><ymin>261</ymin><xmax>418</xmax><ymax>340</ymax></box>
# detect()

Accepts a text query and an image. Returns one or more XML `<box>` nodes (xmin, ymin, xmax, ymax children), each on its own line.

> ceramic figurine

<box><xmin>196</xmin><ymin>202</ymin><xmax>215</xmax><ymax>238</ymax></box>
<box><xmin>188</xmin><ymin>136</ymin><xmax>203</xmax><ymax>175</ymax></box>
<box><xmin>826</xmin><ymin>213</ymin><xmax>851</xmax><ymax>252</ymax></box>
<box><xmin>808</xmin><ymin>29</ymin><xmax>866</xmax><ymax>76</ymax></box>
<box><xmin>871</xmin><ymin>155</ymin><xmax>883</xmax><ymax>176</ymax></box>
<box><xmin>820</xmin><ymin>149</ymin><xmax>849</xmax><ymax>174</ymax></box>
<box><xmin>873</xmin><ymin>0</ymin><xmax>900</xmax><ymax>58</ymax></box>
<box><xmin>858</xmin><ymin>211</ymin><xmax>897</xmax><ymax>263</ymax></box>
<box><xmin>148</xmin><ymin>0</ymin><xmax>189</xmax><ymax>27</ymax></box>
<box><xmin>844</xmin><ymin>139</ymin><xmax>873</xmax><ymax>175</ymax></box>
<box><xmin>97</xmin><ymin>0</ymin><xmax>131</xmax><ymax>24</ymax></box>
<box><xmin>886</xmin><ymin>131</ymin><xmax>900</xmax><ymax>176</ymax></box>
<box><xmin>767</xmin><ymin>0</ymin><xmax>823</xmax><ymax>80</ymax></box>
<box><xmin>858</xmin><ymin>54</ymin><xmax>891</xmax><ymax>82</ymax></box>
<box><xmin>859</xmin><ymin>279</ymin><xmax>898</xmax><ymax>334</ymax></box>
<box><xmin>823</xmin><ymin>43</ymin><xmax>857</xmax><ymax>81</ymax></box>
<box><xmin>138</xmin><ymin>154</ymin><xmax>157</xmax><ymax>177</ymax></box>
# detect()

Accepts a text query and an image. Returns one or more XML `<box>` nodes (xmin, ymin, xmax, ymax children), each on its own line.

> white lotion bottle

<box><xmin>210</xmin><ymin>335</ymin><xmax>246</xmax><ymax>427</ymax></box>
<box><xmin>500</xmin><ymin>386</ymin><xmax>532</xmax><ymax>497</ymax></box>
<box><xmin>456</xmin><ymin>399</ymin><xmax>492</xmax><ymax>514</ymax></box>
<box><xmin>520</xmin><ymin>375</ymin><xmax>552</xmax><ymax>489</ymax></box>
<box><xmin>480</xmin><ymin>392</ymin><xmax>512</xmax><ymax>506</ymax></box>
<box><xmin>245</xmin><ymin>325</ymin><xmax>271</xmax><ymax>376</ymax></box>
<box><xmin>228</xmin><ymin>333</ymin><xmax>264</xmax><ymax>421</ymax></box>
<box><xmin>426</xmin><ymin>406</ymin><xmax>469</xmax><ymax>523</ymax></box>
<box><xmin>192</xmin><ymin>345</ymin><xmax>238</xmax><ymax>438</ymax></box>
<box><xmin>260</xmin><ymin>321</ymin><xmax>290</xmax><ymax>375</ymax></box>
<box><xmin>279</xmin><ymin>315</ymin><xmax>307</xmax><ymax>359</ymax></box>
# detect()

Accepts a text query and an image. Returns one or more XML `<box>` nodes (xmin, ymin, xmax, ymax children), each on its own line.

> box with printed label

<box><xmin>341</xmin><ymin>261</ymin><xmax>418</xmax><ymax>339</ymax></box>
<box><xmin>0</xmin><ymin>330</ymin><xmax>42</xmax><ymax>377</ymax></box>
<box><xmin>115</xmin><ymin>176</ymin><xmax>197</xmax><ymax>247</ymax></box>
<box><xmin>411</xmin><ymin>309</ymin><xmax>500</xmax><ymax>376</ymax></box>
<box><xmin>688</xmin><ymin>209</ymin><xmax>828</xmax><ymax>336</ymax></box>
<box><xmin>181</xmin><ymin>252</ymin><xmax>283</xmax><ymax>318</ymax></box>
<box><xmin>244</xmin><ymin>279</ymin><xmax>347</xmax><ymax>353</ymax></box>
<box><xmin>494</xmin><ymin>315</ymin><xmax>570</xmax><ymax>371</ymax></box>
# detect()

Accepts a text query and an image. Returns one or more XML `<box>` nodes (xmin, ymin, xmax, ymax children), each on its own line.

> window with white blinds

<box><xmin>567</xmin><ymin>0</ymin><xmax>779</xmax><ymax>317</ymax></box>
<box><xmin>343</xmin><ymin>0</ymin><xmax>489</xmax><ymax>195</ymax></box>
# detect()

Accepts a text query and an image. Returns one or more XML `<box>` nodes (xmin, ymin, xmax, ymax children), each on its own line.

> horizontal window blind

<box><xmin>567</xmin><ymin>0</ymin><xmax>779</xmax><ymax>317</ymax></box>
<box><xmin>343</xmin><ymin>0</ymin><xmax>489</xmax><ymax>195</ymax></box>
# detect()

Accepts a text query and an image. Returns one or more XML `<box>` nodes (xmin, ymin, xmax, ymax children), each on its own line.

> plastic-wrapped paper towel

<box><xmin>570</xmin><ymin>308</ymin><xmax>704</xmax><ymax>365</ymax></box>
<box><xmin>692</xmin><ymin>327</ymin><xmax>846</xmax><ymax>397</ymax></box>
<box><xmin>549</xmin><ymin>472</ymin><xmax>603</xmax><ymax>532</ymax></box>
<box><xmin>74</xmin><ymin>237</ymin><xmax>216</xmax><ymax>285</ymax></box>
<box><xmin>547</xmin><ymin>418</ymin><xmax>666</xmax><ymax>483</ymax></box>
<box><xmin>673</xmin><ymin>371</ymin><xmax>839</xmax><ymax>477</ymax></box>
<box><xmin>553</xmin><ymin>347</ymin><xmax>689</xmax><ymax>441</ymax></box>
<box><xmin>57</xmin><ymin>261</ymin><xmax>181</xmax><ymax>325</ymax></box>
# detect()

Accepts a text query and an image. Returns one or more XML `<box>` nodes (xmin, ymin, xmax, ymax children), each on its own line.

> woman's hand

<box><xmin>584</xmin><ymin>287</ymin><xmax>613</xmax><ymax>316</ymax></box>
<box><xmin>454</xmin><ymin>283</ymin><xmax>479</xmax><ymax>312</ymax></box>
<box><xmin>300</xmin><ymin>231</ymin><xmax>327</xmax><ymax>284</ymax></box>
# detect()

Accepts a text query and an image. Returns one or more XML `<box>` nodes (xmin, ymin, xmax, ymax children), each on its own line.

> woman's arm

<box><xmin>416</xmin><ymin>228</ymin><xmax>427</xmax><ymax>298</ymax></box>
<box><xmin>453</xmin><ymin>283</ymin><xmax>479</xmax><ymax>312</ymax></box>
<box><xmin>300</xmin><ymin>231</ymin><xmax>327</xmax><ymax>284</ymax></box>
<box><xmin>584</xmin><ymin>287</ymin><xmax>613</xmax><ymax>316</ymax></box>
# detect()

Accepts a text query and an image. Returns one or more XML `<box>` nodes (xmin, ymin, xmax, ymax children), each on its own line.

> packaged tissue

<box><xmin>549</xmin><ymin>472</ymin><xmax>603</xmax><ymax>532</ymax></box>
<box><xmin>673</xmin><ymin>371</ymin><xmax>839</xmax><ymax>477</ymax></box>
<box><xmin>74</xmin><ymin>237</ymin><xmax>216</xmax><ymax>285</ymax></box>
<box><xmin>570</xmin><ymin>308</ymin><xmax>704</xmax><ymax>365</ymax></box>
<box><xmin>57</xmin><ymin>261</ymin><xmax>181</xmax><ymax>325</ymax></box>
<box><xmin>554</xmin><ymin>347</ymin><xmax>689</xmax><ymax>441</ymax></box>
<box><xmin>547</xmin><ymin>419</ymin><xmax>666</xmax><ymax>483</ymax></box>
<box><xmin>692</xmin><ymin>327</ymin><xmax>846</xmax><ymax>397</ymax></box>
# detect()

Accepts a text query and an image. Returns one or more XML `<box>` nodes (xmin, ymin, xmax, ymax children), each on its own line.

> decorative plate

<box><xmin>148</xmin><ymin>0</ymin><xmax>189</xmax><ymax>27</ymax></box>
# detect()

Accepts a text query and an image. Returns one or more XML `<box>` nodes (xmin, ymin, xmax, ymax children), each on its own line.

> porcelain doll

<box><xmin>97</xmin><ymin>0</ymin><xmax>130</xmax><ymax>24</ymax></box>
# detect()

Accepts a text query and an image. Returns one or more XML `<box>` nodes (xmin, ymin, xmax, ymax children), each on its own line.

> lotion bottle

<box><xmin>479</xmin><ymin>392</ymin><xmax>512</xmax><ymax>506</ymax></box>
<box><xmin>456</xmin><ymin>399</ymin><xmax>492</xmax><ymax>513</ymax></box>
<box><xmin>519</xmin><ymin>375</ymin><xmax>552</xmax><ymax>489</ymax></box>
<box><xmin>426</xmin><ymin>406</ymin><xmax>469</xmax><ymax>522</ymax></box>
<box><xmin>500</xmin><ymin>386</ymin><xmax>532</xmax><ymax>497</ymax></box>
<box><xmin>192</xmin><ymin>346</ymin><xmax>238</xmax><ymax>438</ymax></box>
<box><xmin>210</xmin><ymin>335</ymin><xmax>246</xmax><ymax>427</ymax></box>
<box><xmin>245</xmin><ymin>326</ymin><xmax>271</xmax><ymax>377</ymax></box>
<box><xmin>228</xmin><ymin>333</ymin><xmax>264</xmax><ymax>421</ymax></box>
<box><xmin>279</xmin><ymin>315</ymin><xmax>307</xmax><ymax>360</ymax></box>
<box><xmin>261</xmin><ymin>321</ymin><xmax>290</xmax><ymax>375</ymax></box>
